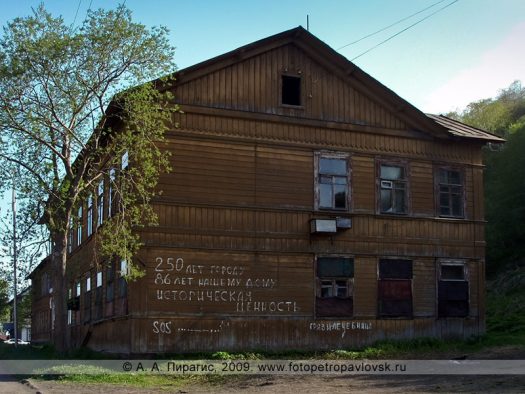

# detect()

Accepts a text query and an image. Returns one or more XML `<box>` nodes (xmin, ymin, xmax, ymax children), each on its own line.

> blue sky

<box><xmin>1</xmin><ymin>0</ymin><xmax>524</xmax><ymax>113</ymax></box>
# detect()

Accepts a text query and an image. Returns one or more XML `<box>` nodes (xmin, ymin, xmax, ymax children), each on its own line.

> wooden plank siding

<box><xmin>174</xmin><ymin>45</ymin><xmax>408</xmax><ymax>130</ymax></box>
<box><xmin>32</xmin><ymin>28</ymin><xmax>493</xmax><ymax>353</ymax></box>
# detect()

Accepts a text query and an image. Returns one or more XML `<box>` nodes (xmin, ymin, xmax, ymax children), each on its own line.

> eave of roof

<box><xmin>426</xmin><ymin>114</ymin><xmax>505</xmax><ymax>143</ymax></box>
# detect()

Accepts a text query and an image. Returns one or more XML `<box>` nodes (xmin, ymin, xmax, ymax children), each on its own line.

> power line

<box><xmin>72</xmin><ymin>0</ymin><xmax>82</xmax><ymax>27</ymax></box>
<box><xmin>350</xmin><ymin>0</ymin><xmax>459</xmax><ymax>62</ymax></box>
<box><xmin>337</xmin><ymin>0</ymin><xmax>448</xmax><ymax>51</ymax></box>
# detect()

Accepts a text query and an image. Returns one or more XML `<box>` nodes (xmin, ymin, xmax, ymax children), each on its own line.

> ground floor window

<box><xmin>378</xmin><ymin>259</ymin><xmax>413</xmax><ymax>318</ymax></box>
<box><xmin>438</xmin><ymin>261</ymin><xmax>469</xmax><ymax>317</ymax></box>
<box><xmin>316</xmin><ymin>256</ymin><xmax>354</xmax><ymax>317</ymax></box>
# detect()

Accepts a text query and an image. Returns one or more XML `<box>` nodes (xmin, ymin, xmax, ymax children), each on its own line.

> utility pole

<box><xmin>12</xmin><ymin>173</ymin><xmax>18</xmax><ymax>348</ymax></box>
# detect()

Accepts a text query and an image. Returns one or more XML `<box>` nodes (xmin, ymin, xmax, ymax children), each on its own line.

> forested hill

<box><xmin>447</xmin><ymin>80</ymin><xmax>525</xmax><ymax>276</ymax></box>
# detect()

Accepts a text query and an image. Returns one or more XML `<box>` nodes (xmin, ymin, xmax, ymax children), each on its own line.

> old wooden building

<box><xmin>29</xmin><ymin>27</ymin><xmax>503</xmax><ymax>353</ymax></box>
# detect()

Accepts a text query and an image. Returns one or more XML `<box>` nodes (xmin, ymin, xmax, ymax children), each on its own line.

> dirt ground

<box><xmin>26</xmin><ymin>346</ymin><xmax>525</xmax><ymax>394</ymax></box>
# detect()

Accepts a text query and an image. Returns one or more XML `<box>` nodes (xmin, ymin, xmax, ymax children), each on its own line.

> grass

<box><xmin>4</xmin><ymin>265</ymin><xmax>523</xmax><ymax>389</ymax></box>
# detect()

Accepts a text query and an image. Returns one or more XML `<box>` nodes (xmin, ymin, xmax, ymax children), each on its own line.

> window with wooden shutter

<box><xmin>378</xmin><ymin>259</ymin><xmax>413</xmax><ymax>318</ymax></box>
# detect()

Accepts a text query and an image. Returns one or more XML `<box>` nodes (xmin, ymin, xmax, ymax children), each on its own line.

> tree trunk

<box><xmin>51</xmin><ymin>232</ymin><xmax>69</xmax><ymax>352</ymax></box>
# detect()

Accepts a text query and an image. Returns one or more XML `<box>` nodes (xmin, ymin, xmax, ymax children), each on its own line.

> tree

<box><xmin>0</xmin><ymin>279</ymin><xmax>9</xmax><ymax>324</ymax></box>
<box><xmin>447</xmin><ymin>80</ymin><xmax>525</xmax><ymax>274</ymax></box>
<box><xmin>0</xmin><ymin>5</ymin><xmax>176</xmax><ymax>350</ymax></box>
<box><xmin>447</xmin><ymin>80</ymin><xmax>525</xmax><ymax>136</ymax></box>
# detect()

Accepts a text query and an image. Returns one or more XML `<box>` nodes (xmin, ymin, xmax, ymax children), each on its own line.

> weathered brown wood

<box><xmin>29</xmin><ymin>27</ymin><xmax>495</xmax><ymax>354</ymax></box>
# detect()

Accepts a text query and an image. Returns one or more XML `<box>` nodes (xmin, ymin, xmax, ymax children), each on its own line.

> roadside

<box><xmin>25</xmin><ymin>345</ymin><xmax>525</xmax><ymax>394</ymax></box>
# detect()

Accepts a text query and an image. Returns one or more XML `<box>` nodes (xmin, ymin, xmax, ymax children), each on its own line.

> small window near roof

<box><xmin>282</xmin><ymin>75</ymin><xmax>301</xmax><ymax>106</ymax></box>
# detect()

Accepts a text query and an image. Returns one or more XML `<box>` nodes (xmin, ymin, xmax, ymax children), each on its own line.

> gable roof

<box><xmin>169</xmin><ymin>26</ymin><xmax>501</xmax><ymax>143</ymax></box>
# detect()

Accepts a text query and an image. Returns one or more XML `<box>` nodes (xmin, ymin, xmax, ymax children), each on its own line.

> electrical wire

<box><xmin>350</xmin><ymin>0</ymin><xmax>459</xmax><ymax>61</ymax></box>
<box><xmin>337</xmin><ymin>0</ymin><xmax>448</xmax><ymax>51</ymax></box>
<box><xmin>72</xmin><ymin>0</ymin><xmax>82</xmax><ymax>27</ymax></box>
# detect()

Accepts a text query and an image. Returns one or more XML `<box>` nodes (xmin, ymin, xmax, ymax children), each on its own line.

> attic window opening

<box><xmin>282</xmin><ymin>75</ymin><xmax>301</xmax><ymax>106</ymax></box>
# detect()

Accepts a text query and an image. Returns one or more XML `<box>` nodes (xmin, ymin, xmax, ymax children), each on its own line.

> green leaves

<box><xmin>0</xmin><ymin>3</ymin><xmax>177</xmax><ymax>299</ymax></box>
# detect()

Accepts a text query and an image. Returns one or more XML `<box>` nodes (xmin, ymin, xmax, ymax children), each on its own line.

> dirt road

<box><xmin>24</xmin><ymin>346</ymin><xmax>525</xmax><ymax>393</ymax></box>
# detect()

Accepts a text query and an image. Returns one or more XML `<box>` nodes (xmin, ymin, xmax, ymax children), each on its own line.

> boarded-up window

<box><xmin>378</xmin><ymin>259</ymin><xmax>413</xmax><ymax>318</ymax></box>
<box><xmin>316</xmin><ymin>153</ymin><xmax>350</xmax><ymax>211</ymax></box>
<box><xmin>438</xmin><ymin>262</ymin><xmax>468</xmax><ymax>317</ymax></box>
<box><xmin>438</xmin><ymin>168</ymin><xmax>464</xmax><ymax>218</ymax></box>
<box><xmin>379</xmin><ymin>164</ymin><xmax>408</xmax><ymax>214</ymax></box>
<box><xmin>316</xmin><ymin>257</ymin><xmax>354</xmax><ymax>317</ymax></box>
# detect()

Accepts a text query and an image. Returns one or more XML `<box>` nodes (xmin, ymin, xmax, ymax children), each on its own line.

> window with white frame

<box><xmin>96</xmin><ymin>271</ymin><xmax>103</xmax><ymax>287</ymax></box>
<box><xmin>97</xmin><ymin>180</ymin><xmax>104</xmax><ymax>227</ymax></box>
<box><xmin>84</xmin><ymin>273</ymin><xmax>92</xmax><ymax>323</ymax></box>
<box><xmin>316</xmin><ymin>257</ymin><xmax>354</xmax><ymax>317</ymax></box>
<box><xmin>121</xmin><ymin>150</ymin><xmax>129</xmax><ymax>170</ymax></box>
<box><xmin>379</xmin><ymin>163</ymin><xmax>408</xmax><ymax>214</ymax></box>
<box><xmin>438</xmin><ymin>261</ymin><xmax>469</xmax><ymax>317</ymax></box>
<box><xmin>315</xmin><ymin>152</ymin><xmax>350</xmax><ymax>211</ymax></box>
<box><xmin>68</xmin><ymin>217</ymin><xmax>73</xmax><ymax>253</ymax></box>
<box><xmin>76</xmin><ymin>206</ymin><xmax>83</xmax><ymax>245</ymax></box>
<box><xmin>87</xmin><ymin>194</ymin><xmax>93</xmax><ymax>237</ymax></box>
<box><xmin>119</xmin><ymin>259</ymin><xmax>128</xmax><ymax>298</ymax></box>
<box><xmin>95</xmin><ymin>270</ymin><xmax>103</xmax><ymax>320</ymax></box>
<box><xmin>108</xmin><ymin>168</ymin><xmax>116</xmax><ymax>217</ymax></box>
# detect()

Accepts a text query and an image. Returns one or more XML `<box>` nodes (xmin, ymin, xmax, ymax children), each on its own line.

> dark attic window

<box><xmin>281</xmin><ymin>75</ymin><xmax>301</xmax><ymax>106</ymax></box>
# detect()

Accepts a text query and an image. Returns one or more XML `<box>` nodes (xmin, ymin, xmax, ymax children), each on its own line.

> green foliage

<box><xmin>484</xmin><ymin>125</ymin><xmax>525</xmax><ymax>270</ymax></box>
<box><xmin>447</xmin><ymin>80</ymin><xmax>525</xmax><ymax>136</ymax></box>
<box><xmin>449</xmin><ymin>80</ymin><xmax>525</xmax><ymax>273</ymax></box>
<box><xmin>486</xmin><ymin>265</ymin><xmax>525</xmax><ymax>342</ymax></box>
<box><xmin>0</xmin><ymin>280</ymin><xmax>9</xmax><ymax>322</ymax></box>
<box><xmin>0</xmin><ymin>4</ymin><xmax>177</xmax><ymax>348</ymax></box>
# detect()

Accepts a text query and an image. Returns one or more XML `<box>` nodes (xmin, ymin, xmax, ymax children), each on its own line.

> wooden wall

<box><xmin>47</xmin><ymin>39</ymin><xmax>489</xmax><ymax>353</ymax></box>
<box><xmin>174</xmin><ymin>44</ymin><xmax>407</xmax><ymax>129</ymax></box>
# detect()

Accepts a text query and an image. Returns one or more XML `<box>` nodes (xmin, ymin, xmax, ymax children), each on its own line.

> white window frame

<box><xmin>314</xmin><ymin>151</ymin><xmax>351</xmax><ymax>211</ymax></box>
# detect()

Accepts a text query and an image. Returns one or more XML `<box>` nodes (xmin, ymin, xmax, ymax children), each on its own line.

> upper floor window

<box><xmin>68</xmin><ymin>217</ymin><xmax>73</xmax><ymax>253</ymax></box>
<box><xmin>87</xmin><ymin>194</ymin><xmax>93</xmax><ymax>237</ymax></box>
<box><xmin>379</xmin><ymin>163</ymin><xmax>408</xmax><ymax>214</ymax></box>
<box><xmin>281</xmin><ymin>75</ymin><xmax>301</xmax><ymax>106</ymax></box>
<box><xmin>315</xmin><ymin>153</ymin><xmax>350</xmax><ymax>211</ymax></box>
<box><xmin>97</xmin><ymin>180</ymin><xmax>104</xmax><ymax>227</ymax></box>
<box><xmin>437</xmin><ymin>168</ymin><xmax>464</xmax><ymax>218</ymax></box>
<box><xmin>96</xmin><ymin>271</ymin><xmax>103</xmax><ymax>287</ymax></box>
<box><xmin>121</xmin><ymin>150</ymin><xmax>129</xmax><ymax>170</ymax></box>
<box><xmin>76</xmin><ymin>206</ymin><xmax>83</xmax><ymax>245</ymax></box>
<box><xmin>108</xmin><ymin>168</ymin><xmax>116</xmax><ymax>218</ymax></box>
